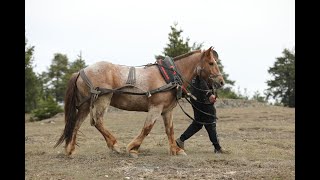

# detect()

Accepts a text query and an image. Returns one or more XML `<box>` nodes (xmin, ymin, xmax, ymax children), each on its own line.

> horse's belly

<box><xmin>110</xmin><ymin>94</ymin><xmax>149</xmax><ymax>112</ymax></box>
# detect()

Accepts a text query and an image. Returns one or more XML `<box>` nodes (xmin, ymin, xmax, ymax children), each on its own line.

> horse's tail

<box><xmin>54</xmin><ymin>73</ymin><xmax>80</xmax><ymax>148</ymax></box>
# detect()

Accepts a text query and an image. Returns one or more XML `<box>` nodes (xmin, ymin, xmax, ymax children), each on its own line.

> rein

<box><xmin>177</xmin><ymin>97</ymin><xmax>217</xmax><ymax>125</ymax></box>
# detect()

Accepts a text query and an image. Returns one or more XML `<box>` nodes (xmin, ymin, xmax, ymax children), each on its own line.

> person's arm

<box><xmin>197</xmin><ymin>76</ymin><xmax>216</xmax><ymax>103</ymax></box>
<box><xmin>198</xmin><ymin>76</ymin><xmax>213</xmax><ymax>98</ymax></box>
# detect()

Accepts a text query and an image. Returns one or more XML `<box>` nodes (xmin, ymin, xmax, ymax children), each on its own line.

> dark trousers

<box><xmin>179</xmin><ymin>106</ymin><xmax>221</xmax><ymax>150</ymax></box>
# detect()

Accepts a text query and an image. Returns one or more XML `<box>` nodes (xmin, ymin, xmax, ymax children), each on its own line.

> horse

<box><xmin>54</xmin><ymin>47</ymin><xmax>225</xmax><ymax>158</ymax></box>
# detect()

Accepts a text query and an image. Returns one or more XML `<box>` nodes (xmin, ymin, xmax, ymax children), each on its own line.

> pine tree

<box><xmin>63</xmin><ymin>51</ymin><xmax>87</xmax><ymax>89</ymax></box>
<box><xmin>265</xmin><ymin>48</ymin><xmax>295</xmax><ymax>107</ymax></box>
<box><xmin>163</xmin><ymin>23</ymin><xmax>191</xmax><ymax>57</ymax></box>
<box><xmin>25</xmin><ymin>36</ymin><xmax>41</xmax><ymax>112</ymax></box>
<box><xmin>38</xmin><ymin>71</ymin><xmax>51</xmax><ymax>100</ymax></box>
<box><xmin>32</xmin><ymin>95</ymin><xmax>63</xmax><ymax>120</ymax></box>
<box><xmin>48</xmin><ymin>53</ymin><xmax>69</xmax><ymax>102</ymax></box>
<box><xmin>69</xmin><ymin>51</ymin><xmax>87</xmax><ymax>73</ymax></box>
<box><xmin>252</xmin><ymin>90</ymin><xmax>266</xmax><ymax>103</ymax></box>
<box><xmin>215</xmin><ymin>59</ymin><xmax>239</xmax><ymax>98</ymax></box>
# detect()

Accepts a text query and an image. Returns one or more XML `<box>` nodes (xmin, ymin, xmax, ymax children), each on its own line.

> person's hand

<box><xmin>209</xmin><ymin>94</ymin><xmax>216</xmax><ymax>103</ymax></box>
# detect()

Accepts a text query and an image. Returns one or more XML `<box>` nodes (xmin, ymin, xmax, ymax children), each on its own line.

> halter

<box><xmin>196</xmin><ymin>51</ymin><xmax>223</xmax><ymax>80</ymax></box>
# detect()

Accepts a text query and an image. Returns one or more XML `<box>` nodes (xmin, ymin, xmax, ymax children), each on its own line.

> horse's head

<box><xmin>197</xmin><ymin>47</ymin><xmax>225</xmax><ymax>88</ymax></box>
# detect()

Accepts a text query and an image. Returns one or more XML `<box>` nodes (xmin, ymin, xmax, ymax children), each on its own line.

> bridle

<box><xmin>196</xmin><ymin>51</ymin><xmax>223</xmax><ymax>81</ymax></box>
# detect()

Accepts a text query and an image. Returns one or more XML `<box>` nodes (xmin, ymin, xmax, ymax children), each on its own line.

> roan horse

<box><xmin>54</xmin><ymin>47</ymin><xmax>224</xmax><ymax>158</ymax></box>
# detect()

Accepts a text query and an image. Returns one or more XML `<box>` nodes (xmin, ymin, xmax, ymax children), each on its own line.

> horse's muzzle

<box><xmin>209</xmin><ymin>77</ymin><xmax>225</xmax><ymax>89</ymax></box>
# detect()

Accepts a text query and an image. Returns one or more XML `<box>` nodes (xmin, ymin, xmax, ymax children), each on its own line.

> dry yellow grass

<box><xmin>25</xmin><ymin>103</ymin><xmax>294</xmax><ymax>179</ymax></box>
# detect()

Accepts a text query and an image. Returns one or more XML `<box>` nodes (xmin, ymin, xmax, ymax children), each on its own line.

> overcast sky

<box><xmin>25</xmin><ymin>0</ymin><xmax>295</xmax><ymax>98</ymax></box>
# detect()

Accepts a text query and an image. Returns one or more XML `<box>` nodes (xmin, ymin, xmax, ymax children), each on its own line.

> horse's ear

<box><xmin>205</xmin><ymin>46</ymin><xmax>213</xmax><ymax>56</ymax></box>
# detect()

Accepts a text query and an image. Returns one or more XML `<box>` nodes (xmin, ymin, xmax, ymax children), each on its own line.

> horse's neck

<box><xmin>175</xmin><ymin>53</ymin><xmax>202</xmax><ymax>87</ymax></box>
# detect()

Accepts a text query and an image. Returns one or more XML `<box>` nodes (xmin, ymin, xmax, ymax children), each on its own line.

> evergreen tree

<box><xmin>265</xmin><ymin>48</ymin><xmax>295</xmax><ymax>107</ymax></box>
<box><xmin>38</xmin><ymin>71</ymin><xmax>51</xmax><ymax>100</ymax></box>
<box><xmin>251</xmin><ymin>90</ymin><xmax>266</xmax><ymax>103</ymax></box>
<box><xmin>32</xmin><ymin>95</ymin><xmax>63</xmax><ymax>120</ymax></box>
<box><xmin>163</xmin><ymin>23</ymin><xmax>191</xmax><ymax>57</ymax></box>
<box><xmin>70</xmin><ymin>52</ymin><xmax>87</xmax><ymax>72</ymax></box>
<box><xmin>25</xmin><ymin>36</ymin><xmax>40</xmax><ymax>112</ymax></box>
<box><xmin>48</xmin><ymin>53</ymin><xmax>69</xmax><ymax>102</ymax></box>
<box><xmin>215</xmin><ymin>59</ymin><xmax>239</xmax><ymax>98</ymax></box>
<box><xmin>63</xmin><ymin>51</ymin><xmax>87</xmax><ymax>88</ymax></box>
<box><xmin>156</xmin><ymin>23</ymin><xmax>203</xmax><ymax>59</ymax></box>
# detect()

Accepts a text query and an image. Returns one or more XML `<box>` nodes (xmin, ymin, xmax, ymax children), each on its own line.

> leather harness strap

<box><xmin>79</xmin><ymin>69</ymin><xmax>101</xmax><ymax>126</ymax></box>
<box><xmin>126</xmin><ymin>67</ymin><xmax>136</xmax><ymax>86</ymax></box>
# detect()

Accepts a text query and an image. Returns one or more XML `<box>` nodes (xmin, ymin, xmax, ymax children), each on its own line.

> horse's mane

<box><xmin>173</xmin><ymin>50</ymin><xmax>202</xmax><ymax>61</ymax></box>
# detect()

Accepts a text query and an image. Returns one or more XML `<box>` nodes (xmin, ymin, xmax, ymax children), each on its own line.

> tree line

<box><xmin>25</xmin><ymin>37</ymin><xmax>87</xmax><ymax>120</ymax></box>
<box><xmin>25</xmin><ymin>23</ymin><xmax>295</xmax><ymax>120</ymax></box>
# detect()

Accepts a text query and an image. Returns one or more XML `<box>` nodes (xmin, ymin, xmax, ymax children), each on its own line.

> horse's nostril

<box><xmin>221</xmin><ymin>81</ymin><xmax>224</xmax><ymax>86</ymax></box>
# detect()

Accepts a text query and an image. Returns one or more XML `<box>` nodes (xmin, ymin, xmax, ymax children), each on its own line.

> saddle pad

<box><xmin>156</xmin><ymin>57</ymin><xmax>177</xmax><ymax>84</ymax></box>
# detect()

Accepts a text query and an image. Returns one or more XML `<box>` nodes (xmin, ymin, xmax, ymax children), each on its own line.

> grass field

<box><xmin>25</xmin><ymin>102</ymin><xmax>295</xmax><ymax>179</ymax></box>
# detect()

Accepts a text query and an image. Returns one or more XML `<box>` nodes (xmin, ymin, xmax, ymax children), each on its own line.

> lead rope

<box><xmin>177</xmin><ymin>97</ymin><xmax>217</xmax><ymax>125</ymax></box>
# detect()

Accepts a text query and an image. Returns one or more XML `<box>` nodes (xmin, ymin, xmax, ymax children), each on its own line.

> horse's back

<box><xmin>82</xmin><ymin>61</ymin><xmax>165</xmax><ymax>90</ymax></box>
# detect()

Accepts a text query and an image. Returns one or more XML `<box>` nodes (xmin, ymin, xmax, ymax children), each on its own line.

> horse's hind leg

<box><xmin>93</xmin><ymin>94</ymin><xmax>120</xmax><ymax>153</ymax></box>
<box><xmin>65</xmin><ymin>103</ymin><xmax>90</xmax><ymax>156</ymax></box>
<box><xmin>162</xmin><ymin>110</ymin><xmax>186</xmax><ymax>156</ymax></box>
<box><xmin>126</xmin><ymin>105</ymin><xmax>162</xmax><ymax>158</ymax></box>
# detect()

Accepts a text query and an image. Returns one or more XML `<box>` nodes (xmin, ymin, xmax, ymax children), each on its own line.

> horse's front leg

<box><xmin>126</xmin><ymin>105</ymin><xmax>162</xmax><ymax>158</ymax></box>
<box><xmin>162</xmin><ymin>110</ymin><xmax>187</xmax><ymax>156</ymax></box>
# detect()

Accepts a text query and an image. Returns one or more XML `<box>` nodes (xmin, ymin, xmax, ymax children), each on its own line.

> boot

<box><xmin>214</xmin><ymin>147</ymin><xmax>230</xmax><ymax>154</ymax></box>
<box><xmin>176</xmin><ymin>138</ymin><xmax>184</xmax><ymax>149</ymax></box>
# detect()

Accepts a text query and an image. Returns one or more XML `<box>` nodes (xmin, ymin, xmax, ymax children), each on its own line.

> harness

<box><xmin>156</xmin><ymin>57</ymin><xmax>185</xmax><ymax>99</ymax></box>
<box><xmin>75</xmin><ymin>53</ymin><xmax>222</xmax><ymax>126</ymax></box>
<box><xmin>77</xmin><ymin>62</ymin><xmax>182</xmax><ymax>126</ymax></box>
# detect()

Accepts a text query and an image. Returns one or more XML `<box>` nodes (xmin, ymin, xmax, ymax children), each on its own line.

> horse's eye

<box><xmin>209</xmin><ymin>62</ymin><xmax>214</xmax><ymax>66</ymax></box>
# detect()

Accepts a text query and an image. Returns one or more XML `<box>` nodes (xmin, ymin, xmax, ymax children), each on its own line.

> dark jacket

<box><xmin>190</xmin><ymin>75</ymin><xmax>216</xmax><ymax>122</ymax></box>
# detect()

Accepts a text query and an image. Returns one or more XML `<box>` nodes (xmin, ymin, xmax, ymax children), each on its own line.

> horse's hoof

<box><xmin>112</xmin><ymin>144</ymin><xmax>121</xmax><ymax>154</ymax></box>
<box><xmin>177</xmin><ymin>150</ymin><xmax>187</xmax><ymax>156</ymax></box>
<box><xmin>65</xmin><ymin>144</ymin><xmax>75</xmax><ymax>156</ymax></box>
<box><xmin>65</xmin><ymin>149</ymin><xmax>75</xmax><ymax>156</ymax></box>
<box><xmin>129</xmin><ymin>150</ymin><xmax>139</xmax><ymax>158</ymax></box>
<box><xmin>66</xmin><ymin>154</ymin><xmax>75</xmax><ymax>159</ymax></box>
<box><xmin>129</xmin><ymin>153</ymin><xmax>138</xmax><ymax>158</ymax></box>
